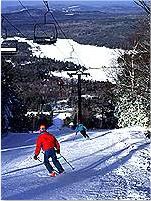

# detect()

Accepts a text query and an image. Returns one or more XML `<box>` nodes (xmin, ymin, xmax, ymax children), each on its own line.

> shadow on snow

<box><xmin>3</xmin><ymin>142</ymin><xmax>150</xmax><ymax>200</ymax></box>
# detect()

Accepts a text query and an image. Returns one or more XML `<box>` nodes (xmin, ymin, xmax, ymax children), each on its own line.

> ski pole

<box><xmin>73</xmin><ymin>132</ymin><xmax>78</xmax><ymax>141</ymax></box>
<box><xmin>37</xmin><ymin>157</ymin><xmax>42</xmax><ymax>163</ymax></box>
<box><xmin>60</xmin><ymin>154</ymin><xmax>75</xmax><ymax>170</ymax></box>
<box><xmin>30</xmin><ymin>156</ymin><xmax>43</xmax><ymax>163</ymax></box>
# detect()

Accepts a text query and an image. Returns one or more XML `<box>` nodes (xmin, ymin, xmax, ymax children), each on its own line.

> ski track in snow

<box><xmin>1</xmin><ymin>127</ymin><xmax>150</xmax><ymax>200</ymax></box>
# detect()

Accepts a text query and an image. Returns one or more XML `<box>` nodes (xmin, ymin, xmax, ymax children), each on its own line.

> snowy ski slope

<box><xmin>1</xmin><ymin>126</ymin><xmax>150</xmax><ymax>200</ymax></box>
<box><xmin>10</xmin><ymin>37</ymin><xmax>123</xmax><ymax>82</ymax></box>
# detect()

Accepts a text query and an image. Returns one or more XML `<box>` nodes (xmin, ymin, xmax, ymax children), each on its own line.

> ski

<box><xmin>34</xmin><ymin>171</ymin><xmax>65</xmax><ymax>178</ymax></box>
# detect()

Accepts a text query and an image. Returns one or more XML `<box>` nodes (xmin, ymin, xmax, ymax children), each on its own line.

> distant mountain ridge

<box><xmin>2</xmin><ymin>0</ymin><xmax>142</xmax><ymax>14</ymax></box>
<box><xmin>2</xmin><ymin>1</ymin><xmax>143</xmax><ymax>49</ymax></box>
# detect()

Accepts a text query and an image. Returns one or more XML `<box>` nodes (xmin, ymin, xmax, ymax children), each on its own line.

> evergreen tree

<box><xmin>1</xmin><ymin>58</ymin><xmax>27</xmax><ymax>134</ymax></box>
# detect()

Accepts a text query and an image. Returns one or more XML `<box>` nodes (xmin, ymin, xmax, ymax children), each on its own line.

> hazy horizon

<box><xmin>1</xmin><ymin>0</ymin><xmax>133</xmax><ymax>1</ymax></box>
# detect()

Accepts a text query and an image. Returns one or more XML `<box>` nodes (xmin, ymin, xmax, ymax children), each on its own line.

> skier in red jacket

<box><xmin>34</xmin><ymin>124</ymin><xmax>64</xmax><ymax>177</ymax></box>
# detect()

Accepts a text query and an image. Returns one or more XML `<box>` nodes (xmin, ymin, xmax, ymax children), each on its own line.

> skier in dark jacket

<box><xmin>75</xmin><ymin>123</ymin><xmax>90</xmax><ymax>139</ymax></box>
<box><xmin>34</xmin><ymin>124</ymin><xmax>64</xmax><ymax>177</ymax></box>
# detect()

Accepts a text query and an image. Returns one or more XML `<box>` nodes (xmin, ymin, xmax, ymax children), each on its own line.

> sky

<box><xmin>2</xmin><ymin>0</ymin><xmax>132</xmax><ymax>1</ymax></box>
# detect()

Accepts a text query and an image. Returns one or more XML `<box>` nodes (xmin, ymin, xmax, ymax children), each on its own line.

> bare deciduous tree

<box><xmin>108</xmin><ymin>1</ymin><xmax>150</xmax><ymax>128</ymax></box>
<box><xmin>134</xmin><ymin>0</ymin><xmax>150</xmax><ymax>14</ymax></box>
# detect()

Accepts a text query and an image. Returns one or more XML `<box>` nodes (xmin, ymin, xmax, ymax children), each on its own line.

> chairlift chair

<box><xmin>64</xmin><ymin>44</ymin><xmax>80</xmax><ymax>70</ymax></box>
<box><xmin>33</xmin><ymin>22</ymin><xmax>58</xmax><ymax>45</ymax></box>
<box><xmin>1</xmin><ymin>39</ymin><xmax>18</xmax><ymax>56</ymax></box>
<box><xmin>64</xmin><ymin>57</ymin><xmax>80</xmax><ymax>70</ymax></box>
<box><xmin>33</xmin><ymin>0</ymin><xmax>58</xmax><ymax>45</ymax></box>
<box><xmin>33</xmin><ymin>6</ymin><xmax>58</xmax><ymax>45</ymax></box>
<box><xmin>1</xmin><ymin>19</ymin><xmax>18</xmax><ymax>56</ymax></box>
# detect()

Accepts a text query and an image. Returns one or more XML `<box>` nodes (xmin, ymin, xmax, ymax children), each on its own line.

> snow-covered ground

<box><xmin>8</xmin><ymin>37</ymin><xmax>123</xmax><ymax>82</ymax></box>
<box><xmin>52</xmin><ymin>112</ymin><xmax>72</xmax><ymax>130</ymax></box>
<box><xmin>1</xmin><ymin>126</ymin><xmax>150</xmax><ymax>200</ymax></box>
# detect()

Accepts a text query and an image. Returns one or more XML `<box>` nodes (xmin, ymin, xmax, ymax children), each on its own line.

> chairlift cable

<box><xmin>1</xmin><ymin>15</ymin><xmax>32</xmax><ymax>39</ymax></box>
<box><xmin>49</xmin><ymin>12</ymin><xmax>84</xmax><ymax>67</ymax></box>
<box><xmin>3</xmin><ymin>2</ymin><xmax>88</xmax><ymax>77</ymax></box>
<box><xmin>2</xmin><ymin>15</ymin><xmax>26</xmax><ymax>38</ymax></box>
<box><xmin>43</xmin><ymin>0</ymin><xmax>50</xmax><ymax>12</ymax></box>
<box><xmin>42</xmin><ymin>0</ymin><xmax>85</xmax><ymax>71</ymax></box>
<box><xmin>17</xmin><ymin>0</ymin><xmax>50</xmax><ymax>38</ymax></box>
<box><xmin>18</xmin><ymin>0</ymin><xmax>58</xmax><ymax>46</ymax></box>
<box><xmin>1</xmin><ymin>15</ymin><xmax>45</xmax><ymax>57</ymax></box>
<box><xmin>2</xmin><ymin>15</ymin><xmax>42</xmax><ymax>54</ymax></box>
<box><xmin>2</xmin><ymin>14</ymin><xmax>73</xmax><ymax>75</ymax></box>
<box><xmin>2</xmin><ymin>15</ymin><xmax>67</xmax><ymax>86</ymax></box>
<box><xmin>42</xmin><ymin>0</ymin><xmax>86</xmax><ymax>69</ymax></box>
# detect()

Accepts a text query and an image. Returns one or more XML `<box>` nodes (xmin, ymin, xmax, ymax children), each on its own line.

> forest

<box><xmin>1</xmin><ymin>0</ymin><xmax>150</xmax><ymax>135</ymax></box>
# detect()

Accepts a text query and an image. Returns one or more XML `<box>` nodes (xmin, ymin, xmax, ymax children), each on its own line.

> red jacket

<box><xmin>35</xmin><ymin>131</ymin><xmax>60</xmax><ymax>156</ymax></box>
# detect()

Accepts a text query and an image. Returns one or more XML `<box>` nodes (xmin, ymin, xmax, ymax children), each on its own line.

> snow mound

<box><xmin>52</xmin><ymin>112</ymin><xmax>72</xmax><ymax>129</ymax></box>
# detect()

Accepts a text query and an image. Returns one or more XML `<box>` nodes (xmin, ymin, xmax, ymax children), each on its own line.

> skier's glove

<box><xmin>56</xmin><ymin>149</ymin><xmax>60</xmax><ymax>154</ymax></box>
<box><xmin>34</xmin><ymin>155</ymin><xmax>38</xmax><ymax>160</ymax></box>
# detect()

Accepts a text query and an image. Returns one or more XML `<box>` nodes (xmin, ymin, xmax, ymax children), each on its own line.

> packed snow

<box><xmin>1</xmin><ymin>123</ymin><xmax>150</xmax><ymax>200</ymax></box>
<box><xmin>9</xmin><ymin>37</ymin><xmax>123</xmax><ymax>82</ymax></box>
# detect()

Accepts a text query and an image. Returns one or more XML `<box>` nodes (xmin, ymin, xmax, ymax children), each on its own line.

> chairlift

<box><xmin>1</xmin><ymin>39</ymin><xmax>18</xmax><ymax>56</ymax></box>
<box><xmin>63</xmin><ymin>44</ymin><xmax>81</xmax><ymax>70</ymax></box>
<box><xmin>33</xmin><ymin>12</ymin><xmax>58</xmax><ymax>45</ymax></box>
<box><xmin>64</xmin><ymin>57</ymin><xmax>80</xmax><ymax>69</ymax></box>
<box><xmin>1</xmin><ymin>19</ymin><xmax>18</xmax><ymax>56</ymax></box>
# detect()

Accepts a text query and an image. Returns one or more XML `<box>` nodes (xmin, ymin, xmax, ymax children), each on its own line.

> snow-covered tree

<box><xmin>1</xmin><ymin>58</ymin><xmax>27</xmax><ymax>134</ymax></box>
<box><xmin>114</xmin><ymin>12</ymin><xmax>150</xmax><ymax>128</ymax></box>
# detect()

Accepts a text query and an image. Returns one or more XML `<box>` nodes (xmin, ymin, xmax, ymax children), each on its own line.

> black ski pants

<box><xmin>44</xmin><ymin>148</ymin><xmax>64</xmax><ymax>174</ymax></box>
<box><xmin>80</xmin><ymin>130</ymin><xmax>89</xmax><ymax>138</ymax></box>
